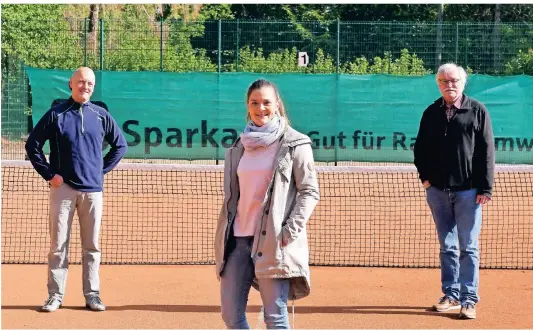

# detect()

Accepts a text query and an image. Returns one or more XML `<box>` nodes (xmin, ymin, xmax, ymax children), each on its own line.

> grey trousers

<box><xmin>48</xmin><ymin>184</ymin><xmax>103</xmax><ymax>299</ymax></box>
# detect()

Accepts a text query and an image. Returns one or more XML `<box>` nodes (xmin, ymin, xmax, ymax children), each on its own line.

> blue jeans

<box><xmin>426</xmin><ymin>187</ymin><xmax>482</xmax><ymax>305</ymax></box>
<box><xmin>220</xmin><ymin>236</ymin><xmax>290</xmax><ymax>329</ymax></box>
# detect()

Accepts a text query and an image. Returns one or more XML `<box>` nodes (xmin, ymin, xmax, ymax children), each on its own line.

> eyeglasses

<box><xmin>438</xmin><ymin>78</ymin><xmax>461</xmax><ymax>85</ymax></box>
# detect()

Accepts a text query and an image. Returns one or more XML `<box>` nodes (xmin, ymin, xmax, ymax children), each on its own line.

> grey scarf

<box><xmin>240</xmin><ymin>115</ymin><xmax>286</xmax><ymax>151</ymax></box>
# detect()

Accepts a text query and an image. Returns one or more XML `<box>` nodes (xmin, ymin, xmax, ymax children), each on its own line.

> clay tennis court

<box><xmin>2</xmin><ymin>163</ymin><xmax>533</xmax><ymax>328</ymax></box>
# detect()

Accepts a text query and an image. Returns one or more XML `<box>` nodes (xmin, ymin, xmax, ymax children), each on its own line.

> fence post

<box><xmin>334</xmin><ymin>19</ymin><xmax>341</xmax><ymax>165</ymax></box>
<box><xmin>455</xmin><ymin>22</ymin><xmax>459</xmax><ymax>63</ymax></box>
<box><xmin>160</xmin><ymin>17</ymin><xmax>163</xmax><ymax>72</ymax></box>
<box><xmin>388</xmin><ymin>22</ymin><xmax>392</xmax><ymax>74</ymax></box>
<box><xmin>216</xmin><ymin>19</ymin><xmax>222</xmax><ymax>164</ymax></box>
<box><xmin>236</xmin><ymin>19</ymin><xmax>239</xmax><ymax>72</ymax></box>
<box><xmin>311</xmin><ymin>21</ymin><xmax>315</xmax><ymax>73</ymax></box>
<box><xmin>336</xmin><ymin>19</ymin><xmax>340</xmax><ymax>74</ymax></box>
<box><xmin>99</xmin><ymin>18</ymin><xmax>104</xmax><ymax>71</ymax></box>
<box><xmin>84</xmin><ymin>18</ymin><xmax>87</xmax><ymax>67</ymax></box>
<box><xmin>218</xmin><ymin>20</ymin><xmax>222</xmax><ymax>73</ymax></box>
<box><xmin>23</xmin><ymin>60</ymin><xmax>33</xmax><ymax>135</ymax></box>
<box><xmin>464</xmin><ymin>24</ymin><xmax>467</xmax><ymax>69</ymax></box>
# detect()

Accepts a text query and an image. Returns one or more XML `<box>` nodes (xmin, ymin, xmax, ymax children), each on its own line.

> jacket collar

<box><xmin>67</xmin><ymin>97</ymin><xmax>91</xmax><ymax>108</ymax></box>
<box><xmin>435</xmin><ymin>93</ymin><xmax>473</xmax><ymax>110</ymax></box>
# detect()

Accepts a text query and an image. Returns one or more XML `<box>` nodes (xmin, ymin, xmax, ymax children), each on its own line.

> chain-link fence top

<box><xmin>2</xmin><ymin>20</ymin><xmax>532</xmax><ymax>74</ymax></box>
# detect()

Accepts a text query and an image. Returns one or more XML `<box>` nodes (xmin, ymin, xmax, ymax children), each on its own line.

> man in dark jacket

<box><xmin>414</xmin><ymin>63</ymin><xmax>495</xmax><ymax>320</ymax></box>
<box><xmin>25</xmin><ymin>67</ymin><xmax>127</xmax><ymax>312</ymax></box>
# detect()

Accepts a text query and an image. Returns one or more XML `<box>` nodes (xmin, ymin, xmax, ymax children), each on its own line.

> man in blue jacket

<box><xmin>25</xmin><ymin>67</ymin><xmax>127</xmax><ymax>312</ymax></box>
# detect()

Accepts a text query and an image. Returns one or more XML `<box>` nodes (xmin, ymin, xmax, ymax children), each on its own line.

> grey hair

<box><xmin>436</xmin><ymin>63</ymin><xmax>468</xmax><ymax>84</ymax></box>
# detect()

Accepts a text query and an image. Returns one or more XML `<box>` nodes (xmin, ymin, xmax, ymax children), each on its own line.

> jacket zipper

<box><xmin>79</xmin><ymin>106</ymin><xmax>85</xmax><ymax>134</ymax></box>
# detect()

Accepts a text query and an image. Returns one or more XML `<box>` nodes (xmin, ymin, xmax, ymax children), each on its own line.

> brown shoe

<box><xmin>459</xmin><ymin>303</ymin><xmax>476</xmax><ymax>319</ymax></box>
<box><xmin>432</xmin><ymin>296</ymin><xmax>461</xmax><ymax>312</ymax></box>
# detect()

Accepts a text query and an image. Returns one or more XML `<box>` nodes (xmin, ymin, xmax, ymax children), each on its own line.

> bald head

<box><xmin>70</xmin><ymin>67</ymin><xmax>96</xmax><ymax>104</ymax></box>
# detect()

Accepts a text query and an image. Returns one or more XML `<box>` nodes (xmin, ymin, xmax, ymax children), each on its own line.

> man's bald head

<box><xmin>70</xmin><ymin>67</ymin><xmax>96</xmax><ymax>104</ymax></box>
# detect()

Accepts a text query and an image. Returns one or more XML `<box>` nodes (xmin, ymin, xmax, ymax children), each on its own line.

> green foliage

<box><xmin>1</xmin><ymin>4</ymin><xmax>531</xmax><ymax>75</ymax></box>
<box><xmin>234</xmin><ymin>46</ymin><xmax>305</xmax><ymax>73</ymax></box>
<box><xmin>311</xmin><ymin>49</ymin><xmax>336</xmax><ymax>73</ymax></box>
<box><xmin>228</xmin><ymin>47</ymin><xmax>430</xmax><ymax>75</ymax></box>
<box><xmin>2</xmin><ymin>4</ymin><xmax>82</xmax><ymax>69</ymax></box>
<box><xmin>505</xmin><ymin>49</ymin><xmax>533</xmax><ymax>75</ymax></box>
<box><xmin>197</xmin><ymin>4</ymin><xmax>234</xmax><ymax>20</ymax></box>
<box><xmin>165</xmin><ymin>20</ymin><xmax>216</xmax><ymax>72</ymax></box>
<box><xmin>104</xmin><ymin>20</ymin><xmax>216</xmax><ymax>72</ymax></box>
<box><xmin>229</xmin><ymin>4</ymin><xmax>533</xmax><ymax>22</ymax></box>
<box><xmin>164</xmin><ymin>43</ymin><xmax>216</xmax><ymax>72</ymax></box>
<box><xmin>341</xmin><ymin>57</ymin><xmax>370</xmax><ymax>74</ymax></box>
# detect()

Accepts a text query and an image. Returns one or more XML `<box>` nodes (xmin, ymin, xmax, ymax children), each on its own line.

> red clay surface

<box><xmin>2</xmin><ymin>164</ymin><xmax>532</xmax><ymax>328</ymax></box>
<box><xmin>2</xmin><ymin>264</ymin><xmax>532</xmax><ymax>329</ymax></box>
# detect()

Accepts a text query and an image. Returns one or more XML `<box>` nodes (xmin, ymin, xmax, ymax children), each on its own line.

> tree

<box><xmin>88</xmin><ymin>4</ymin><xmax>99</xmax><ymax>54</ymax></box>
<box><xmin>1</xmin><ymin>4</ymin><xmax>81</xmax><ymax>69</ymax></box>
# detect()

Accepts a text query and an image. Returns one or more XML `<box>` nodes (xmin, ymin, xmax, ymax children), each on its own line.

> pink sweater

<box><xmin>233</xmin><ymin>141</ymin><xmax>280</xmax><ymax>237</ymax></box>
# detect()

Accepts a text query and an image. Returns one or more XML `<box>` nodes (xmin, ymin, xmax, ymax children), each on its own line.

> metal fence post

<box><xmin>464</xmin><ymin>24</ymin><xmax>468</xmax><ymax>69</ymax></box>
<box><xmin>218</xmin><ymin>20</ymin><xmax>222</xmax><ymax>73</ymax></box>
<box><xmin>311</xmin><ymin>21</ymin><xmax>315</xmax><ymax>73</ymax></box>
<box><xmin>23</xmin><ymin>60</ymin><xmax>33</xmax><ymax>135</ymax></box>
<box><xmin>99</xmin><ymin>18</ymin><xmax>104</xmax><ymax>71</ymax></box>
<box><xmin>216</xmin><ymin>19</ymin><xmax>222</xmax><ymax>164</ymax></box>
<box><xmin>388</xmin><ymin>22</ymin><xmax>392</xmax><ymax>74</ymax></box>
<box><xmin>455</xmin><ymin>22</ymin><xmax>459</xmax><ymax>63</ymax></box>
<box><xmin>336</xmin><ymin>19</ymin><xmax>340</xmax><ymax>74</ymax></box>
<box><xmin>160</xmin><ymin>17</ymin><xmax>163</xmax><ymax>72</ymax></box>
<box><xmin>84</xmin><ymin>18</ymin><xmax>87</xmax><ymax>67</ymax></box>
<box><xmin>236</xmin><ymin>19</ymin><xmax>239</xmax><ymax>72</ymax></box>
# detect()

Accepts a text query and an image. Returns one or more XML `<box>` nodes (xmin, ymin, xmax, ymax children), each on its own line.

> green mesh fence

<box><xmin>1</xmin><ymin>59</ymin><xmax>28</xmax><ymax>160</ymax></box>
<box><xmin>2</xmin><ymin>19</ymin><xmax>532</xmax><ymax>160</ymax></box>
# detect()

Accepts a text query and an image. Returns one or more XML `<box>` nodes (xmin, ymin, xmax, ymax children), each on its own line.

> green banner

<box><xmin>27</xmin><ymin>68</ymin><xmax>533</xmax><ymax>164</ymax></box>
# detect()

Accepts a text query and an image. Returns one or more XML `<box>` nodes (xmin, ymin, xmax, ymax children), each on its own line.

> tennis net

<box><xmin>2</xmin><ymin>160</ymin><xmax>532</xmax><ymax>269</ymax></box>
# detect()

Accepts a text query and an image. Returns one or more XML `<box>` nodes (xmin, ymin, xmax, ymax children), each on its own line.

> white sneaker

<box><xmin>42</xmin><ymin>296</ymin><xmax>62</xmax><ymax>312</ymax></box>
<box><xmin>85</xmin><ymin>296</ymin><xmax>106</xmax><ymax>311</ymax></box>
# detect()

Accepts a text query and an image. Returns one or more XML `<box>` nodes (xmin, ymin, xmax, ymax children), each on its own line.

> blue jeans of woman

<box><xmin>426</xmin><ymin>187</ymin><xmax>482</xmax><ymax>305</ymax></box>
<box><xmin>220</xmin><ymin>236</ymin><xmax>290</xmax><ymax>329</ymax></box>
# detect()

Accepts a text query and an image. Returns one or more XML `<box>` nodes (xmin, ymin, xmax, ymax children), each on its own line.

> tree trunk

<box><xmin>435</xmin><ymin>3</ymin><xmax>444</xmax><ymax>70</ymax></box>
<box><xmin>493</xmin><ymin>4</ymin><xmax>501</xmax><ymax>73</ymax></box>
<box><xmin>88</xmin><ymin>4</ymin><xmax>99</xmax><ymax>54</ymax></box>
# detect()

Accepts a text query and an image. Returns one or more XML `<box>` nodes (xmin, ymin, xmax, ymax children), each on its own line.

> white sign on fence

<box><xmin>298</xmin><ymin>52</ymin><xmax>309</xmax><ymax>67</ymax></box>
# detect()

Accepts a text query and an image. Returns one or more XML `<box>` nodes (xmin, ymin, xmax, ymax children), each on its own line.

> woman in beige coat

<box><xmin>215</xmin><ymin>78</ymin><xmax>320</xmax><ymax>329</ymax></box>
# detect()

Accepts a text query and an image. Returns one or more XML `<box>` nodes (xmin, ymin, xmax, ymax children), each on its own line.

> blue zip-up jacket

<box><xmin>25</xmin><ymin>97</ymin><xmax>128</xmax><ymax>192</ymax></box>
